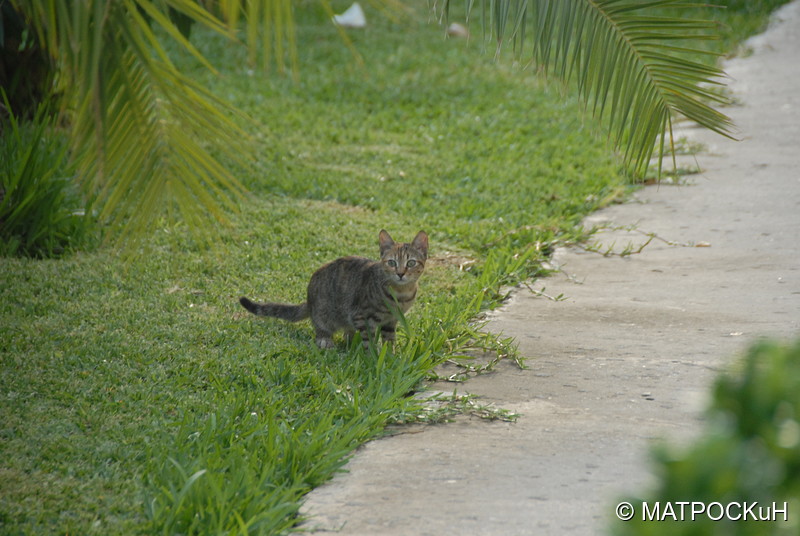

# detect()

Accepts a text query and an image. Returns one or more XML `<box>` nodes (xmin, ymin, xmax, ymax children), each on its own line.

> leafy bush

<box><xmin>616</xmin><ymin>340</ymin><xmax>800</xmax><ymax>535</ymax></box>
<box><xmin>0</xmin><ymin>98</ymin><xmax>93</xmax><ymax>257</ymax></box>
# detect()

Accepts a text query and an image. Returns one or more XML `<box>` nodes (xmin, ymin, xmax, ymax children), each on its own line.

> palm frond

<box><xmin>12</xmin><ymin>0</ymin><xmax>254</xmax><ymax>248</ymax></box>
<box><xmin>235</xmin><ymin>0</ymin><xmax>299</xmax><ymax>77</ymax></box>
<box><xmin>447</xmin><ymin>0</ymin><xmax>737</xmax><ymax>177</ymax></box>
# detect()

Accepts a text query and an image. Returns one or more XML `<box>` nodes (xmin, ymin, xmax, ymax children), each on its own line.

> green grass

<box><xmin>0</xmin><ymin>2</ymin><xmax>786</xmax><ymax>534</ymax></box>
<box><xmin>0</xmin><ymin>199</ymin><xmax>532</xmax><ymax>534</ymax></box>
<box><xmin>181</xmin><ymin>4</ymin><xmax>624</xmax><ymax>253</ymax></box>
<box><xmin>0</xmin><ymin>97</ymin><xmax>93</xmax><ymax>257</ymax></box>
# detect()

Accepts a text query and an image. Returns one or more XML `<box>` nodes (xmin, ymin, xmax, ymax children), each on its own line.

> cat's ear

<box><xmin>411</xmin><ymin>231</ymin><xmax>428</xmax><ymax>258</ymax></box>
<box><xmin>379</xmin><ymin>229</ymin><xmax>395</xmax><ymax>255</ymax></box>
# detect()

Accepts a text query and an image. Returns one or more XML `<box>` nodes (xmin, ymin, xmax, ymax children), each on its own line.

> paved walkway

<box><xmin>302</xmin><ymin>3</ymin><xmax>800</xmax><ymax>534</ymax></box>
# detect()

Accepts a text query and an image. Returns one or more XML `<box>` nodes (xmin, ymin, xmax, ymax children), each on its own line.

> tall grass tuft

<box><xmin>143</xmin><ymin>343</ymin><xmax>438</xmax><ymax>534</ymax></box>
<box><xmin>0</xmin><ymin>95</ymin><xmax>93</xmax><ymax>257</ymax></box>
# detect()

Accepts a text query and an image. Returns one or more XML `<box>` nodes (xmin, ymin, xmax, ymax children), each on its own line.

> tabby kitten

<box><xmin>240</xmin><ymin>230</ymin><xmax>428</xmax><ymax>349</ymax></box>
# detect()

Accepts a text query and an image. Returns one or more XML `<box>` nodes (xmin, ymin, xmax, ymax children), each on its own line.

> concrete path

<box><xmin>302</xmin><ymin>3</ymin><xmax>800</xmax><ymax>534</ymax></box>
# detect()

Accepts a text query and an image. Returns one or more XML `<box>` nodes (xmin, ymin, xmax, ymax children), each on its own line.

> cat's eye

<box><xmin>387</xmin><ymin>260</ymin><xmax>397</xmax><ymax>268</ymax></box>
<box><xmin>406</xmin><ymin>260</ymin><xmax>417</xmax><ymax>267</ymax></box>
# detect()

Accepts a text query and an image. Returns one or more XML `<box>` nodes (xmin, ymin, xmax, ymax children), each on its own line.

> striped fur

<box><xmin>240</xmin><ymin>230</ymin><xmax>428</xmax><ymax>349</ymax></box>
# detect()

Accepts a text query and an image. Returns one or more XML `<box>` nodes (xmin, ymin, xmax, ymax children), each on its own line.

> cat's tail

<box><xmin>239</xmin><ymin>297</ymin><xmax>309</xmax><ymax>322</ymax></box>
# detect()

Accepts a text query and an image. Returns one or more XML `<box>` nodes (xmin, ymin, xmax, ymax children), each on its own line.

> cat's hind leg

<box><xmin>310</xmin><ymin>314</ymin><xmax>336</xmax><ymax>349</ymax></box>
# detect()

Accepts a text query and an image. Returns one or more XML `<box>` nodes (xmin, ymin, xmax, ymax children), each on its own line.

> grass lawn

<box><xmin>0</xmin><ymin>1</ymin><xmax>787</xmax><ymax>534</ymax></box>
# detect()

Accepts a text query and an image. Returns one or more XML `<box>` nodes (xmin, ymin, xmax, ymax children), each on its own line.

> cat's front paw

<box><xmin>316</xmin><ymin>337</ymin><xmax>335</xmax><ymax>349</ymax></box>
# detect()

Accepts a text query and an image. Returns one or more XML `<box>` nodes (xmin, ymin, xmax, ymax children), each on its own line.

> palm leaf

<box><xmin>12</xmin><ymin>0</ymin><xmax>257</xmax><ymax>249</ymax></box>
<box><xmin>445</xmin><ymin>0</ymin><xmax>737</xmax><ymax>177</ymax></box>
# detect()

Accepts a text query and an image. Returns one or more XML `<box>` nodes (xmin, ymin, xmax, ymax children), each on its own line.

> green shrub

<box><xmin>0</xmin><ymin>98</ymin><xmax>93</xmax><ymax>257</ymax></box>
<box><xmin>616</xmin><ymin>340</ymin><xmax>800</xmax><ymax>535</ymax></box>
